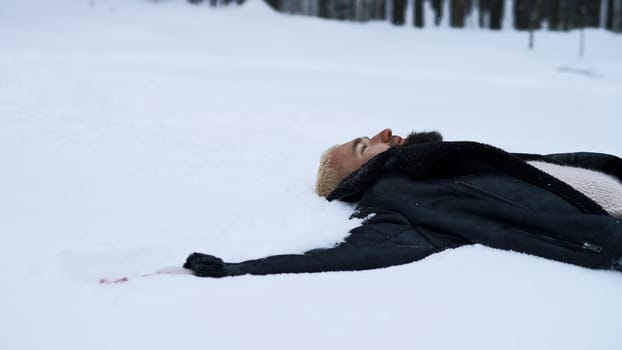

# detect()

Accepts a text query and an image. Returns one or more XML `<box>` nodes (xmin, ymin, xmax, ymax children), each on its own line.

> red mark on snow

<box><xmin>99</xmin><ymin>277</ymin><xmax>129</xmax><ymax>284</ymax></box>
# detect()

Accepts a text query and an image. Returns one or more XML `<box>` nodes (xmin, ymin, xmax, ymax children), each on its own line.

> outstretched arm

<box><xmin>184</xmin><ymin>211</ymin><xmax>439</xmax><ymax>277</ymax></box>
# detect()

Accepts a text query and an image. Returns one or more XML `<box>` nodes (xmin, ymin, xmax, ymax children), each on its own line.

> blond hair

<box><xmin>315</xmin><ymin>145</ymin><xmax>343</xmax><ymax>197</ymax></box>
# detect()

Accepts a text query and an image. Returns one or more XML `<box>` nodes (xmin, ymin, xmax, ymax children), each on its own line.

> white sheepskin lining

<box><xmin>528</xmin><ymin>161</ymin><xmax>622</xmax><ymax>218</ymax></box>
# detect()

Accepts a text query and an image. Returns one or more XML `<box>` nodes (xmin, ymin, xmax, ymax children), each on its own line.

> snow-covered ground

<box><xmin>1</xmin><ymin>0</ymin><xmax>621</xmax><ymax>349</ymax></box>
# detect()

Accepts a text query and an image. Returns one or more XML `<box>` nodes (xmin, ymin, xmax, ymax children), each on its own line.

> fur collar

<box><xmin>327</xmin><ymin>141</ymin><xmax>609</xmax><ymax>216</ymax></box>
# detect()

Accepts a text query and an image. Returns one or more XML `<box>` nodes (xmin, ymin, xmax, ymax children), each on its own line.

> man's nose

<box><xmin>370</xmin><ymin>128</ymin><xmax>392</xmax><ymax>144</ymax></box>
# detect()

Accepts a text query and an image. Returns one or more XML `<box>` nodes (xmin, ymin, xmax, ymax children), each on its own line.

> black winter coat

<box><xmin>184</xmin><ymin>142</ymin><xmax>622</xmax><ymax>277</ymax></box>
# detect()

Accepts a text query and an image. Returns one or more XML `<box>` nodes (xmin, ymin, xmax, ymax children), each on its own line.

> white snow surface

<box><xmin>1</xmin><ymin>1</ymin><xmax>621</xmax><ymax>349</ymax></box>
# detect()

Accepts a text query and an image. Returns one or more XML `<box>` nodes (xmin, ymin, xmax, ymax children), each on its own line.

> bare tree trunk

<box><xmin>614</xmin><ymin>0</ymin><xmax>622</xmax><ymax>32</ymax></box>
<box><xmin>559</xmin><ymin>0</ymin><xmax>567</xmax><ymax>30</ymax></box>
<box><xmin>579</xmin><ymin>28</ymin><xmax>585</xmax><ymax>57</ymax></box>
<box><xmin>432</xmin><ymin>0</ymin><xmax>444</xmax><ymax>25</ymax></box>
<box><xmin>479</xmin><ymin>0</ymin><xmax>489</xmax><ymax>27</ymax></box>
<box><xmin>414</xmin><ymin>0</ymin><xmax>425</xmax><ymax>27</ymax></box>
<box><xmin>392</xmin><ymin>0</ymin><xmax>407</xmax><ymax>24</ymax></box>
<box><xmin>599</xmin><ymin>0</ymin><xmax>607</xmax><ymax>27</ymax></box>
<box><xmin>529</xmin><ymin>0</ymin><xmax>542</xmax><ymax>48</ymax></box>
<box><xmin>451</xmin><ymin>0</ymin><xmax>466</xmax><ymax>27</ymax></box>
<box><xmin>489</xmin><ymin>0</ymin><xmax>504</xmax><ymax>29</ymax></box>
<box><xmin>374</xmin><ymin>0</ymin><xmax>387</xmax><ymax>20</ymax></box>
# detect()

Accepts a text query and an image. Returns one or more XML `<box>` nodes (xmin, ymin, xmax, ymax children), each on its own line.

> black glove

<box><xmin>183</xmin><ymin>252</ymin><xmax>229</xmax><ymax>278</ymax></box>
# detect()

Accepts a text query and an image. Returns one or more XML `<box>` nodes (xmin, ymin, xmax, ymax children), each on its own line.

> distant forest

<box><xmin>188</xmin><ymin>0</ymin><xmax>622</xmax><ymax>32</ymax></box>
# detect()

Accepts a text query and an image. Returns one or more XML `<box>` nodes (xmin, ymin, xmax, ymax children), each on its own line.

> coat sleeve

<box><xmin>183</xmin><ymin>211</ymin><xmax>440</xmax><ymax>277</ymax></box>
<box><xmin>543</xmin><ymin>152</ymin><xmax>622</xmax><ymax>182</ymax></box>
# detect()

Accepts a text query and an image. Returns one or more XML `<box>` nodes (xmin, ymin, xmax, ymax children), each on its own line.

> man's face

<box><xmin>329</xmin><ymin>128</ymin><xmax>404</xmax><ymax>176</ymax></box>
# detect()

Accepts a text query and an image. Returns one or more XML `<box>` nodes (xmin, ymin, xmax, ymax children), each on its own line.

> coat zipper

<box><xmin>456</xmin><ymin>181</ymin><xmax>528</xmax><ymax>210</ymax></box>
<box><xmin>531</xmin><ymin>231</ymin><xmax>603</xmax><ymax>253</ymax></box>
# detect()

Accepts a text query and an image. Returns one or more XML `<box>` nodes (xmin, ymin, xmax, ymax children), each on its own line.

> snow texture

<box><xmin>1</xmin><ymin>1</ymin><xmax>621</xmax><ymax>349</ymax></box>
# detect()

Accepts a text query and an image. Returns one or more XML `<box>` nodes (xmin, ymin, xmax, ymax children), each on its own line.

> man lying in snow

<box><xmin>183</xmin><ymin>129</ymin><xmax>622</xmax><ymax>277</ymax></box>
